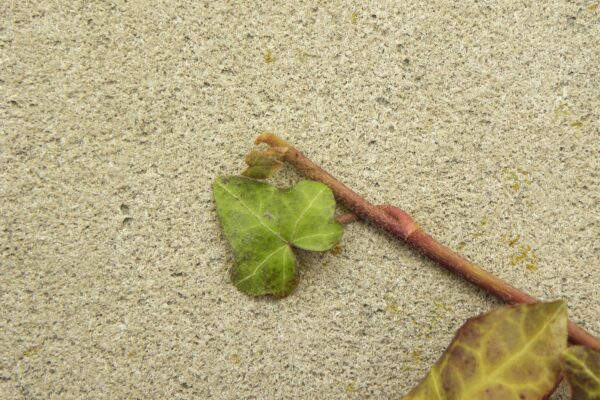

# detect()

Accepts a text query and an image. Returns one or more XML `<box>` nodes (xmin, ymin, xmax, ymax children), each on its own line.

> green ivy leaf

<box><xmin>213</xmin><ymin>176</ymin><xmax>343</xmax><ymax>296</ymax></box>
<box><xmin>402</xmin><ymin>301</ymin><xmax>567</xmax><ymax>400</ymax></box>
<box><xmin>561</xmin><ymin>346</ymin><xmax>600</xmax><ymax>400</ymax></box>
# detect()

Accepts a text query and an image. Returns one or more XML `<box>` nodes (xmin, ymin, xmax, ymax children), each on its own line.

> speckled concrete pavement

<box><xmin>2</xmin><ymin>1</ymin><xmax>599</xmax><ymax>399</ymax></box>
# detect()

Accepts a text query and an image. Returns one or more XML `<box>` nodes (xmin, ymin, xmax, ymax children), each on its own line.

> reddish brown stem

<box><xmin>335</xmin><ymin>212</ymin><xmax>359</xmax><ymax>224</ymax></box>
<box><xmin>256</xmin><ymin>133</ymin><xmax>600</xmax><ymax>350</ymax></box>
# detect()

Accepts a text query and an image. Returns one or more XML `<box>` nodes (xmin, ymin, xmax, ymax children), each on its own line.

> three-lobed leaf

<box><xmin>562</xmin><ymin>346</ymin><xmax>600</xmax><ymax>400</ymax></box>
<box><xmin>402</xmin><ymin>301</ymin><xmax>568</xmax><ymax>400</ymax></box>
<box><xmin>213</xmin><ymin>176</ymin><xmax>343</xmax><ymax>296</ymax></box>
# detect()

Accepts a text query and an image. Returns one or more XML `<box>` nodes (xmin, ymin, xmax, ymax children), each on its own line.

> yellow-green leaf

<box><xmin>213</xmin><ymin>176</ymin><xmax>343</xmax><ymax>296</ymax></box>
<box><xmin>562</xmin><ymin>346</ymin><xmax>600</xmax><ymax>400</ymax></box>
<box><xmin>402</xmin><ymin>301</ymin><xmax>568</xmax><ymax>400</ymax></box>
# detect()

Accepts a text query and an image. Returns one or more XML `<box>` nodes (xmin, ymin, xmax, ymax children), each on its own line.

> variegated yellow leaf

<box><xmin>403</xmin><ymin>301</ymin><xmax>568</xmax><ymax>400</ymax></box>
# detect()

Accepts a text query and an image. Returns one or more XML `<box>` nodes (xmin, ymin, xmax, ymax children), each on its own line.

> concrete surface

<box><xmin>2</xmin><ymin>1</ymin><xmax>599</xmax><ymax>399</ymax></box>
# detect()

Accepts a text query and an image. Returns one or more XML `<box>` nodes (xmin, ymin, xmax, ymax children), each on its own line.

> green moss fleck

<box><xmin>264</xmin><ymin>49</ymin><xmax>273</xmax><ymax>64</ymax></box>
<box><xmin>509</xmin><ymin>241</ymin><xmax>540</xmax><ymax>271</ymax></box>
<box><xmin>526</xmin><ymin>263</ymin><xmax>538</xmax><ymax>272</ymax></box>
<box><xmin>571</xmin><ymin>120</ymin><xmax>583</xmax><ymax>128</ymax></box>
<box><xmin>554</xmin><ymin>103</ymin><xmax>587</xmax><ymax>129</ymax></box>
<box><xmin>384</xmin><ymin>294</ymin><xmax>400</xmax><ymax>314</ymax></box>
<box><xmin>554</xmin><ymin>103</ymin><xmax>571</xmax><ymax>119</ymax></box>
<box><xmin>507</xmin><ymin>235</ymin><xmax>520</xmax><ymax>247</ymax></box>
<box><xmin>297</xmin><ymin>52</ymin><xmax>310</xmax><ymax>63</ymax></box>
<box><xmin>346</xmin><ymin>382</ymin><xmax>357</xmax><ymax>394</ymax></box>
<box><xmin>21</xmin><ymin>345</ymin><xmax>41</xmax><ymax>359</ymax></box>
<box><xmin>411</xmin><ymin>349</ymin><xmax>422</xmax><ymax>363</ymax></box>
<box><xmin>510</xmin><ymin>171</ymin><xmax>520</xmax><ymax>191</ymax></box>
<box><xmin>511</xmin><ymin>244</ymin><xmax>531</xmax><ymax>266</ymax></box>
<box><xmin>351</xmin><ymin>12</ymin><xmax>358</xmax><ymax>24</ymax></box>
<box><xmin>386</xmin><ymin>302</ymin><xmax>399</xmax><ymax>314</ymax></box>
